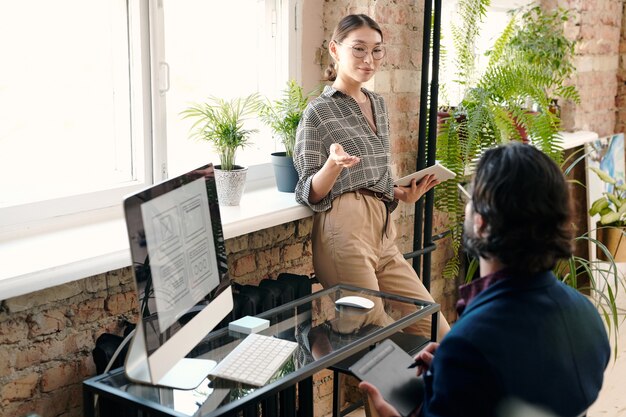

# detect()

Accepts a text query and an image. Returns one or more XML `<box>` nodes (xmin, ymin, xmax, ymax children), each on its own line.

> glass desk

<box><xmin>83</xmin><ymin>284</ymin><xmax>439</xmax><ymax>417</ymax></box>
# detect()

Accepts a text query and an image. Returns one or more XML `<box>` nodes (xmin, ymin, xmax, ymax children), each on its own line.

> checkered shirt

<box><xmin>294</xmin><ymin>85</ymin><xmax>394</xmax><ymax>212</ymax></box>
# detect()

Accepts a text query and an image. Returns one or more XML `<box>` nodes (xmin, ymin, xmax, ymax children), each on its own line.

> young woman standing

<box><xmin>294</xmin><ymin>14</ymin><xmax>449</xmax><ymax>340</ymax></box>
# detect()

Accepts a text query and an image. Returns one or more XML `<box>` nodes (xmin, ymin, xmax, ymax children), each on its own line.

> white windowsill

<box><xmin>560</xmin><ymin>130</ymin><xmax>599</xmax><ymax>150</ymax></box>
<box><xmin>0</xmin><ymin>185</ymin><xmax>313</xmax><ymax>301</ymax></box>
<box><xmin>0</xmin><ymin>131</ymin><xmax>596</xmax><ymax>301</ymax></box>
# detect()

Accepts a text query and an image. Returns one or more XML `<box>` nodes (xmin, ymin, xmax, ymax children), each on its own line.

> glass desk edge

<box><xmin>82</xmin><ymin>284</ymin><xmax>440</xmax><ymax>417</ymax></box>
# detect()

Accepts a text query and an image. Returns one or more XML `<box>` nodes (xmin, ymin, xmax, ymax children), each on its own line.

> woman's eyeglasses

<box><xmin>336</xmin><ymin>42</ymin><xmax>386</xmax><ymax>60</ymax></box>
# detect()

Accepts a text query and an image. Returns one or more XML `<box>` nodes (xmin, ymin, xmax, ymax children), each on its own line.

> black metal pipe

<box><xmin>413</xmin><ymin>0</ymin><xmax>434</xmax><ymax>285</ymax></box>
<box><xmin>422</xmin><ymin>0</ymin><xmax>443</xmax><ymax>291</ymax></box>
<box><xmin>403</xmin><ymin>243</ymin><xmax>437</xmax><ymax>260</ymax></box>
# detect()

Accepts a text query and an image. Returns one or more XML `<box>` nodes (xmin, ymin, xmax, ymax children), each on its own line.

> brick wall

<box><xmin>553</xmin><ymin>0</ymin><xmax>623</xmax><ymax>136</ymax></box>
<box><xmin>545</xmin><ymin>0</ymin><xmax>624</xmax><ymax>259</ymax></box>
<box><xmin>2</xmin><ymin>1</ymin><xmax>622</xmax><ymax>416</ymax></box>
<box><xmin>0</xmin><ymin>269</ymin><xmax>137</xmax><ymax>417</ymax></box>
<box><xmin>616</xmin><ymin>0</ymin><xmax>626</xmax><ymax>133</ymax></box>
<box><xmin>226</xmin><ymin>219</ymin><xmax>313</xmax><ymax>282</ymax></box>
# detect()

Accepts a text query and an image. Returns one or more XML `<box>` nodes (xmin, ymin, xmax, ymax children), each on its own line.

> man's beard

<box><xmin>463</xmin><ymin>209</ymin><xmax>481</xmax><ymax>260</ymax></box>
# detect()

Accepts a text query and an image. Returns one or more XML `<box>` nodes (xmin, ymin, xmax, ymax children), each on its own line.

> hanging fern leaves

<box><xmin>450</xmin><ymin>0</ymin><xmax>490</xmax><ymax>88</ymax></box>
<box><xmin>435</xmin><ymin>4</ymin><xmax>580</xmax><ymax>280</ymax></box>
<box><xmin>485</xmin><ymin>16</ymin><xmax>516</xmax><ymax>68</ymax></box>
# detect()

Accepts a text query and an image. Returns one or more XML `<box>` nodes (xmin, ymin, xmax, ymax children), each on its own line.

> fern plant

<box><xmin>435</xmin><ymin>2</ymin><xmax>579</xmax><ymax>278</ymax></box>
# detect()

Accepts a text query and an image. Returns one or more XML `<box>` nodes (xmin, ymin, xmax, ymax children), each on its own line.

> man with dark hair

<box><xmin>361</xmin><ymin>143</ymin><xmax>610</xmax><ymax>417</ymax></box>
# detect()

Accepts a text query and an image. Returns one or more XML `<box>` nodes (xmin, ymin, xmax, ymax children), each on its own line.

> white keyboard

<box><xmin>209</xmin><ymin>333</ymin><xmax>298</xmax><ymax>387</ymax></box>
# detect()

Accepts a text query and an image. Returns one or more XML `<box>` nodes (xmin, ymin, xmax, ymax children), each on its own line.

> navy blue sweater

<box><xmin>422</xmin><ymin>271</ymin><xmax>610</xmax><ymax>417</ymax></box>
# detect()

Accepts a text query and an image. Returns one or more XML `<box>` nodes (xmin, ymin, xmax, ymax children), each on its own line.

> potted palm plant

<box><xmin>258</xmin><ymin>80</ymin><xmax>316</xmax><ymax>192</ymax></box>
<box><xmin>181</xmin><ymin>94</ymin><xmax>259</xmax><ymax>205</ymax></box>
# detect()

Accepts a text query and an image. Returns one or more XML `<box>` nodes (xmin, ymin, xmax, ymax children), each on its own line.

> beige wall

<box><xmin>2</xmin><ymin>0</ymin><xmax>623</xmax><ymax>416</ymax></box>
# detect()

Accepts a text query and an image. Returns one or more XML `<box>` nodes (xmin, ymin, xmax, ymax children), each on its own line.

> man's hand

<box><xmin>359</xmin><ymin>343</ymin><xmax>437</xmax><ymax>417</ymax></box>
<box><xmin>414</xmin><ymin>342</ymin><xmax>439</xmax><ymax>376</ymax></box>
<box><xmin>329</xmin><ymin>143</ymin><xmax>360</xmax><ymax>168</ymax></box>
<box><xmin>359</xmin><ymin>381</ymin><xmax>401</xmax><ymax>417</ymax></box>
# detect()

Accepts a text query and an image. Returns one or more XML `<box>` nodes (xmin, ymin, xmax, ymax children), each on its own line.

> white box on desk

<box><xmin>228</xmin><ymin>316</ymin><xmax>270</xmax><ymax>334</ymax></box>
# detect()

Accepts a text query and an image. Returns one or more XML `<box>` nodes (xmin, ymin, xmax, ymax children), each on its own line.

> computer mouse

<box><xmin>335</xmin><ymin>296</ymin><xmax>375</xmax><ymax>309</ymax></box>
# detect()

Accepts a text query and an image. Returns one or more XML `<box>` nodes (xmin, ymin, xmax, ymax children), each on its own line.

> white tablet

<box><xmin>394</xmin><ymin>163</ymin><xmax>456</xmax><ymax>187</ymax></box>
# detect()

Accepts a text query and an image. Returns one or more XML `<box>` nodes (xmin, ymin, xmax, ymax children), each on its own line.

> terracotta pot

<box><xmin>596</xmin><ymin>225</ymin><xmax>626</xmax><ymax>262</ymax></box>
<box><xmin>437</xmin><ymin>109</ymin><xmax>465</xmax><ymax>127</ymax></box>
<box><xmin>512</xmin><ymin>110</ymin><xmax>539</xmax><ymax>143</ymax></box>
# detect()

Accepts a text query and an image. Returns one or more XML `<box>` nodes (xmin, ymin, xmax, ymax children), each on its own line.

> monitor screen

<box><xmin>123</xmin><ymin>163</ymin><xmax>233</xmax><ymax>389</ymax></box>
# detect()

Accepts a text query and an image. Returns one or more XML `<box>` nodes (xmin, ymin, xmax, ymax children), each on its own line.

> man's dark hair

<box><xmin>463</xmin><ymin>142</ymin><xmax>573</xmax><ymax>273</ymax></box>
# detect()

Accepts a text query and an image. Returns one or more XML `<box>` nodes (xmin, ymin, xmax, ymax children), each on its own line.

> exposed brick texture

<box><xmin>1</xmin><ymin>1</ymin><xmax>622</xmax><ymax>416</ymax></box>
<box><xmin>0</xmin><ymin>268</ymin><xmax>137</xmax><ymax>416</ymax></box>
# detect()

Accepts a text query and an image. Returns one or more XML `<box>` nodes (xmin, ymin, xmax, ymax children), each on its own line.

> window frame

<box><xmin>0</xmin><ymin>0</ymin><xmax>296</xmax><ymax>236</ymax></box>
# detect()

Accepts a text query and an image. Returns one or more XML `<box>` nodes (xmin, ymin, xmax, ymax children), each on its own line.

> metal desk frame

<box><xmin>83</xmin><ymin>284</ymin><xmax>439</xmax><ymax>417</ymax></box>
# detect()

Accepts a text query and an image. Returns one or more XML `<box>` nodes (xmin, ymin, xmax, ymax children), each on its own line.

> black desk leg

<box><xmin>243</xmin><ymin>403</ymin><xmax>258</xmax><ymax>417</ymax></box>
<box><xmin>263</xmin><ymin>394</ymin><xmax>278</xmax><ymax>417</ymax></box>
<box><xmin>297</xmin><ymin>377</ymin><xmax>313</xmax><ymax>417</ymax></box>
<box><xmin>83</xmin><ymin>389</ymin><xmax>95</xmax><ymax>417</ymax></box>
<box><xmin>431</xmin><ymin>311</ymin><xmax>439</xmax><ymax>343</ymax></box>
<box><xmin>332</xmin><ymin>370</ymin><xmax>341</xmax><ymax>417</ymax></box>
<box><xmin>280</xmin><ymin>386</ymin><xmax>296</xmax><ymax>417</ymax></box>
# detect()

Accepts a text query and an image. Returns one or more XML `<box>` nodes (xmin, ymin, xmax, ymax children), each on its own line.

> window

<box><xmin>0</xmin><ymin>0</ymin><xmax>291</xmax><ymax>232</ymax></box>
<box><xmin>439</xmin><ymin>0</ymin><xmax>533</xmax><ymax>106</ymax></box>
<box><xmin>157</xmin><ymin>0</ymin><xmax>289</xmax><ymax>178</ymax></box>
<box><xmin>0</xmin><ymin>0</ymin><xmax>147</xmax><ymax>230</ymax></box>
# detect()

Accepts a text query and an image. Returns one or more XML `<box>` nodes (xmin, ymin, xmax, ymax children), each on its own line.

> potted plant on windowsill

<box><xmin>181</xmin><ymin>94</ymin><xmax>259</xmax><ymax>205</ymax></box>
<box><xmin>588</xmin><ymin>166</ymin><xmax>626</xmax><ymax>261</ymax></box>
<box><xmin>258</xmin><ymin>80</ymin><xmax>316</xmax><ymax>192</ymax></box>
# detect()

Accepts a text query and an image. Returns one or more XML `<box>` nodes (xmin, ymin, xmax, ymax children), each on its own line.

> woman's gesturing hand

<box><xmin>329</xmin><ymin>143</ymin><xmax>360</xmax><ymax>168</ymax></box>
<box><xmin>308</xmin><ymin>143</ymin><xmax>360</xmax><ymax>204</ymax></box>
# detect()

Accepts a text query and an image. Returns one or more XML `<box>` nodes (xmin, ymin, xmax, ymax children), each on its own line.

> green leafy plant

<box><xmin>503</xmin><ymin>6</ymin><xmax>577</xmax><ymax>101</ymax></box>
<box><xmin>435</xmin><ymin>2</ymin><xmax>579</xmax><ymax>278</ymax></box>
<box><xmin>258</xmin><ymin>80</ymin><xmax>315</xmax><ymax>157</ymax></box>
<box><xmin>181</xmin><ymin>94</ymin><xmax>259</xmax><ymax>170</ymax></box>
<box><xmin>588</xmin><ymin>167</ymin><xmax>626</xmax><ymax>226</ymax></box>
<box><xmin>544</xmin><ymin>151</ymin><xmax>623</xmax><ymax>356</ymax></box>
<box><xmin>554</xmin><ymin>232</ymin><xmax>625</xmax><ymax>358</ymax></box>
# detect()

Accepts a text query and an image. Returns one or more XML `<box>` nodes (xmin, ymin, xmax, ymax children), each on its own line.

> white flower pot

<box><xmin>214</xmin><ymin>165</ymin><xmax>247</xmax><ymax>206</ymax></box>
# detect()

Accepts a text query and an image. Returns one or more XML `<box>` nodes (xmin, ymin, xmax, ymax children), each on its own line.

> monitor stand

<box><xmin>158</xmin><ymin>357</ymin><xmax>217</xmax><ymax>390</ymax></box>
<box><xmin>125</xmin><ymin>321</ymin><xmax>217</xmax><ymax>390</ymax></box>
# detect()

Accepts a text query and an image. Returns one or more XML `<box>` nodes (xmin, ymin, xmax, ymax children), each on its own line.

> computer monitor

<box><xmin>123</xmin><ymin>163</ymin><xmax>233</xmax><ymax>390</ymax></box>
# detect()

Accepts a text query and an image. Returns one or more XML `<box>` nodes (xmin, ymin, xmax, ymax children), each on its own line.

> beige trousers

<box><xmin>312</xmin><ymin>192</ymin><xmax>449</xmax><ymax>341</ymax></box>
